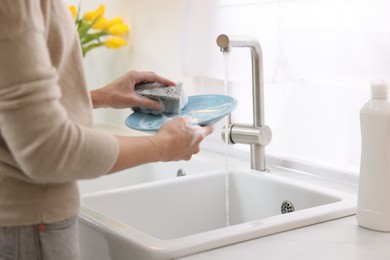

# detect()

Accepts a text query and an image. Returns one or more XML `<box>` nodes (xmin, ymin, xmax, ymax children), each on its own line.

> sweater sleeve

<box><xmin>0</xmin><ymin>0</ymin><xmax>119</xmax><ymax>183</ymax></box>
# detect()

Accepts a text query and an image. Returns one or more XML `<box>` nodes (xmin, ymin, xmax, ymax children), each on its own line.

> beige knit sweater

<box><xmin>0</xmin><ymin>0</ymin><xmax>119</xmax><ymax>226</ymax></box>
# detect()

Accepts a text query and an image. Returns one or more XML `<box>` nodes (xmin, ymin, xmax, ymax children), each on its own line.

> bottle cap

<box><xmin>371</xmin><ymin>79</ymin><xmax>390</xmax><ymax>98</ymax></box>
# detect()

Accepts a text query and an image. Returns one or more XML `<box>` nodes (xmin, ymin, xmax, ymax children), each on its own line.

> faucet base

<box><xmin>221</xmin><ymin>124</ymin><xmax>272</xmax><ymax>172</ymax></box>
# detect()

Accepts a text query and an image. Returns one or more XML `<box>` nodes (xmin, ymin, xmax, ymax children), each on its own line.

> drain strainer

<box><xmin>176</xmin><ymin>169</ymin><xmax>186</xmax><ymax>177</ymax></box>
<box><xmin>281</xmin><ymin>200</ymin><xmax>295</xmax><ymax>214</ymax></box>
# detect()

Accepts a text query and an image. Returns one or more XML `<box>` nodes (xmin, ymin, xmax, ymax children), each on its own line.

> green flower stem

<box><xmin>77</xmin><ymin>14</ymin><xmax>102</xmax><ymax>42</ymax></box>
<box><xmin>78</xmin><ymin>20</ymin><xmax>93</xmax><ymax>41</ymax></box>
<box><xmin>81</xmin><ymin>31</ymin><xmax>108</xmax><ymax>45</ymax></box>
<box><xmin>82</xmin><ymin>42</ymin><xmax>104</xmax><ymax>57</ymax></box>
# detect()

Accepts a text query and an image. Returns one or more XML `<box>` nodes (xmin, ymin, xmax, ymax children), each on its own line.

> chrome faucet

<box><xmin>216</xmin><ymin>34</ymin><xmax>272</xmax><ymax>172</ymax></box>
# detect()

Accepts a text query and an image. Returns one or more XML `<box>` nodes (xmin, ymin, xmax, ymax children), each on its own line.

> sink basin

<box><xmin>79</xmin><ymin>168</ymin><xmax>356</xmax><ymax>260</ymax></box>
<box><xmin>78</xmin><ymin>155</ymin><xmax>222</xmax><ymax>195</ymax></box>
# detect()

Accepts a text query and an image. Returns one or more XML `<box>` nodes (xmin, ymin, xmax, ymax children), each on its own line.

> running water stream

<box><xmin>223</xmin><ymin>52</ymin><xmax>230</xmax><ymax>227</ymax></box>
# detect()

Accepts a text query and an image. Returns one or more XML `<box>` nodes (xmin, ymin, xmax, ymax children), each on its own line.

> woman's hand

<box><xmin>149</xmin><ymin>117</ymin><xmax>214</xmax><ymax>161</ymax></box>
<box><xmin>109</xmin><ymin>117</ymin><xmax>213</xmax><ymax>173</ymax></box>
<box><xmin>91</xmin><ymin>70</ymin><xmax>176</xmax><ymax>109</ymax></box>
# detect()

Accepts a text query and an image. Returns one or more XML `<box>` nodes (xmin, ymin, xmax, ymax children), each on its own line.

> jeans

<box><xmin>0</xmin><ymin>216</ymin><xmax>80</xmax><ymax>260</ymax></box>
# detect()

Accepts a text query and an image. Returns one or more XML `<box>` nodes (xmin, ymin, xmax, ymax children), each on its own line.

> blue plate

<box><xmin>125</xmin><ymin>94</ymin><xmax>237</xmax><ymax>132</ymax></box>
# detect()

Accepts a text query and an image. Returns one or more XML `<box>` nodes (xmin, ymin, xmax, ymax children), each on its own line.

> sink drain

<box><xmin>176</xmin><ymin>169</ymin><xmax>186</xmax><ymax>177</ymax></box>
<box><xmin>281</xmin><ymin>200</ymin><xmax>295</xmax><ymax>214</ymax></box>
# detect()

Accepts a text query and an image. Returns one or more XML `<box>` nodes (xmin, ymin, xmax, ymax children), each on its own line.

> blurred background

<box><xmin>67</xmin><ymin>0</ymin><xmax>390</xmax><ymax>179</ymax></box>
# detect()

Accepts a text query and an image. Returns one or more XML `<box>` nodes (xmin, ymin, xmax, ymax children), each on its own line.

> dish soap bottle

<box><xmin>357</xmin><ymin>79</ymin><xmax>390</xmax><ymax>232</ymax></box>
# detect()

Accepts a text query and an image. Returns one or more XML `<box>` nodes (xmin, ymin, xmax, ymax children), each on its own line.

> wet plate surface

<box><xmin>125</xmin><ymin>94</ymin><xmax>237</xmax><ymax>131</ymax></box>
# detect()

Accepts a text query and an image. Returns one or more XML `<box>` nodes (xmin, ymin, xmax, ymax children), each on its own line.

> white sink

<box><xmin>79</xmin><ymin>168</ymin><xmax>356</xmax><ymax>260</ymax></box>
<box><xmin>78</xmin><ymin>155</ymin><xmax>222</xmax><ymax>195</ymax></box>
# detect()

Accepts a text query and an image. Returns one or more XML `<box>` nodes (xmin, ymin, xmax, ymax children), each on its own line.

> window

<box><xmin>182</xmin><ymin>0</ymin><xmax>390</xmax><ymax>177</ymax></box>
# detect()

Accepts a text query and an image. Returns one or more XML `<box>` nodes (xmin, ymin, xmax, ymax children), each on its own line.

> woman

<box><xmin>0</xmin><ymin>1</ymin><xmax>212</xmax><ymax>259</ymax></box>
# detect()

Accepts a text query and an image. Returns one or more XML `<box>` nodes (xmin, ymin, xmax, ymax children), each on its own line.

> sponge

<box><xmin>132</xmin><ymin>82</ymin><xmax>188</xmax><ymax>115</ymax></box>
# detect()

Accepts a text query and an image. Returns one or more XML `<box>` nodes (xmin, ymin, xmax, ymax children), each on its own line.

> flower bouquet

<box><xmin>69</xmin><ymin>4</ymin><xmax>130</xmax><ymax>57</ymax></box>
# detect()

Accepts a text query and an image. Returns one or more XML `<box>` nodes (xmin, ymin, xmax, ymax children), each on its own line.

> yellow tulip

<box><xmin>69</xmin><ymin>5</ymin><xmax>77</xmax><ymax>20</ymax></box>
<box><xmin>107</xmin><ymin>23</ymin><xmax>129</xmax><ymax>36</ymax></box>
<box><xmin>92</xmin><ymin>17</ymin><xmax>108</xmax><ymax>30</ymax></box>
<box><xmin>104</xmin><ymin>37</ymin><xmax>127</xmax><ymax>49</ymax></box>
<box><xmin>94</xmin><ymin>4</ymin><xmax>106</xmax><ymax>18</ymax></box>
<box><xmin>83</xmin><ymin>11</ymin><xmax>95</xmax><ymax>21</ymax></box>
<box><xmin>83</xmin><ymin>4</ymin><xmax>106</xmax><ymax>22</ymax></box>
<box><xmin>105</xmin><ymin>17</ymin><xmax>123</xmax><ymax>29</ymax></box>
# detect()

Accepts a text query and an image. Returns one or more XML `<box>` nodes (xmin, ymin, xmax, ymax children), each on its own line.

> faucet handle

<box><xmin>258</xmin><ymin>125</ymin><xmax>272</xmax><ymax>146</ymax></box>
<box><xmin>221</xmin><ymin>124</ymin><xmax>272</xmax><ymax>147</ymax></box>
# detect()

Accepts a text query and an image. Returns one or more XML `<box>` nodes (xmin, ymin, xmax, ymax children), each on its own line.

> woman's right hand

<box><xmin>109</xmin><ymin>116</ymin><xmax>213</xmax><ymax>174</ymax></box>
<box><xmin>148</xmin><ymin>117</ymin><xmax>213</xmax><ymax>161</ymax></box>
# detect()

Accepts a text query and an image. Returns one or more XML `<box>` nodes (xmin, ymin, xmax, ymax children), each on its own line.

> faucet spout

<box><xmin>216</xmin><ymin>34</ymin><xmax>272</xmax><ymax>172</ymax></box>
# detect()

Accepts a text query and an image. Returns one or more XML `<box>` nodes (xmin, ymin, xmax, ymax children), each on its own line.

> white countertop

<box><xmin>177</xmin><ymin>216</ymin><xmax>390</xmax><ymax>260</ymax></box>
<box><xmin>95</xmin><ymin>122</ymin><xmax>390</xmax><ymax>260</ymax></box>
